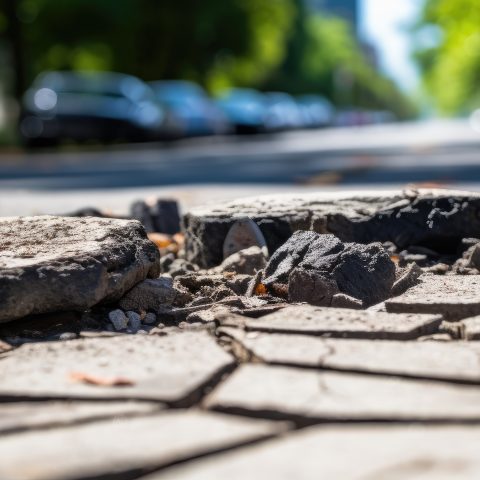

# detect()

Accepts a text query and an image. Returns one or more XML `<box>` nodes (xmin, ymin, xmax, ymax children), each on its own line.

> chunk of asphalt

<box><xmin>0</xmin><ymin>216</ymin><xmax>160</xmax><ymax>324</ymax></box>
<box><xmin>220</xmin><ymin>305</ymin><xmax>442</xmax><ymax>340</ymax></box>
<box><xmin>262</xmin><ymin>232</ymin><xmax>395</xmax><ymax>307</ymax></box>
<box><xmin>184</xmin><ymin>189</ymin><xmax>480</xmax><ymax>268</ymax></box>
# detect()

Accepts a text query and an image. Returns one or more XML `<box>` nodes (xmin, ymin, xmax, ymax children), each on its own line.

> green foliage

<box><xmin>4</xmin><ymin>0</ymin><xmax>294</xmax><ymax>94</ymax></box>
<box><xmin>265</xmin><ymin>5</ymin><xmax>416</xmax><ymax>119</ymax></box>
<box><xmin>0</xmin><ymin>0</ymin><xmax>414</xmax><ymax>118</ymax></box>
<box><xmin>415</xmin><ymin>0</ymin><xmax>480</xmax><ymax>114</ymax></box>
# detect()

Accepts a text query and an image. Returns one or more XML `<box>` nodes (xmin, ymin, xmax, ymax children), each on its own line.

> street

<box><xmin>1</xmin><ymin>119</ymin><xmax>480</xmax><ymax>216</ymax></box>
<box><xmin>1</xmin><ymin>119</ymin><xmax>480</xmax><ymax>188</ymax></box>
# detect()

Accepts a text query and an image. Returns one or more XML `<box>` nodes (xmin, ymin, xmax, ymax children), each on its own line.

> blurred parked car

<box><xmin>297</xmin><ymin>95</ymin><xmax>334</xmax><ymax>128</ymax></box>
<box><xmin>264</xmin><ymin>92</ymin><xmax>304</xmax><ymax>131</ymax></box>
<box><xmin>216</xmin><ymin>88</ymin><xmax>269</xmax><ymax>134</ymax></box>
<box><xmin>20</xmin><ymin>71</ymin><xmax>174</xmax><ymax>147</ymax></box>
<box><xmin>149</xmin><ymin>80</ymin><xmax>230</xmax><ymax>137</ymax></box>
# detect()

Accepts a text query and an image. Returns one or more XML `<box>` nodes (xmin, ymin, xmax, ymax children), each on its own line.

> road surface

<box><xmin>1</xmin><ymin>119</ymin><xmax>480</xmax><ymax>215</ymax></box>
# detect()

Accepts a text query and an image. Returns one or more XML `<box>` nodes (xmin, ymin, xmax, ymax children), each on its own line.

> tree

<box><xmin>2</xmin><ymin>0</ymin><xmax>294</xmax><ymax>94</ymax></box>
<box><xmin>265</xmin><ymin>3</ymin><xmax>416</xmax><ymax>119</ymax></box>
<box><xmin>414</xmin><ymin>0</ymin><xmax>480</xmax><ymax>115</ymax></box>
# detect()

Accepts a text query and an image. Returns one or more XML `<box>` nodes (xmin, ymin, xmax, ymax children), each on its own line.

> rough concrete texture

<box><xmin>386</xmin><ymin>275</ymin><xmax>480</xmax><ymax>320</ymax></box>
<box><xmin>0</xmin><ymin>216</ymin><xmax>160</xmax><ymax>323</ymax></box>
<box><xmin>221</xmin><ymin>327</ymin><xmax>480</xmax><ymax>383</ymax></box>
<box><xmin>263</xmin><ymin>232</ymin><xmax>395</xmax><ymax>306</ymax></box>
<box><xmin>207</xmin><ymin>364</ymin><xmax>480</xmax><ymax>422</ymax></box>
<box><xmin>119</xmin><ymin>277</ymin><xmax>177</xmax><ymax>312</ymax></box>
<box><xmin>184</xmin><ymin>189</ymin><xmax>480</xmax><ymax>268</ymax></box>
<box><xmin>0</xmin><ymin>332</ymin><xmax>234</xmax><ymax>404</ymax></box>
<box><xmin>0</xmin><ymin>411</ymin><xmax>282</xmax><ymax>480</ymax></box>
<box><xmin>214</xmin><ymin>246</ymin><xmax>267</xmax><ymax>275</ymax></box>
<box><xmin>0</xmin><ymin>401</ymin><xmax>160</xmax><ymax>435</ymax></box>
<box><xmin>155</xmin><ymin>425</ymin><xmax>480</xmax><ymax>480</ymax></box>
<box><xmin>461</xmin><ymin>315</ymin><xmax>480</xmax><ymax>340</ymax></box>
<box><xmin>221</xmin><ymin>305</ymin><xmax>442</xmax><ymax>340</ymax></box>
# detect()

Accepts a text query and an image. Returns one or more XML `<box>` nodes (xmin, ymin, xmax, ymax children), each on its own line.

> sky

<box><xmin>360</xmin><ymin>0</ymin><xmax>426</xmax><ymax>92</ymax></box>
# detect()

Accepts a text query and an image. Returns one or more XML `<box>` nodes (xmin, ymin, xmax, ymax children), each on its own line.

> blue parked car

<box><xmin>149</xmin><ymin>80</ymin><xmax>230</xmax><ymax>137</ymax></box>
<box><xmin>216</xmin><ymin>88</ymin><xmax>269</xmax><ymax>134</ymax></box>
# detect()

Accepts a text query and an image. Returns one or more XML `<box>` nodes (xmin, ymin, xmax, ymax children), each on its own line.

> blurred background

<box><xmin>0</xmin><ymin>0</ymin><xmax>480</xmax><ymax>214</ymax></box>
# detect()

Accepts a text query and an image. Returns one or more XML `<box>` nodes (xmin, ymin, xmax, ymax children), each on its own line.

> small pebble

<box><xmin>136</xmin><ymin>329</ymin><xmax>148</xmax><ymax>335</ymax></box>
<box><xmin>126</xmin><ymin>311</ymin><xmax>142</xmax><ymax>331</ymax></box>
<box><xmin>108</xmin><ymin>309</ymin><xmax>128</xmax><ymax>331</ymax></box>
<box><xmin>143</xmin><ymin>312</ymin><xmax>157</xmax><ymax>325</ymax></box>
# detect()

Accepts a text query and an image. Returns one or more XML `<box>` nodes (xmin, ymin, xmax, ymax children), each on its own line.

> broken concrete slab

<box><xmin>0</xmin><ymin>401</ymin><xmax>160</xmax><ymax>435</ymax></box>
<box><xmin>154</xmin><ymin>425</ymin><xmax>480</xmax><ymax>480</ymax></box>
<box><xmin>206</xmin><ymin>364</ymin><xmax>480</xmax><ymax>422</ymax></box>
<box><xmin>0</xmin><ymin>332</ymin><xmax>234</xmax><ymax>404</ymax></box>
<box><xmin>0</xmin><ymin>410</ymin><xmax>283</xmax><ymax>480</ymax></box>
<box><xmin>184</xmin><ymin>189</ymin><xmax>480</xmax><ymax>268</ymax></box>
<box><xmin>386</xmin><ymin>275</ymin><xmax>480</xmax><ymax>320</ymax></box>
<box><xmin>0</xmin><ymin>216</ymin><xmax>160</xmax><ymax>323</ymax></box>
<box><xmin>221</xmin><ymin>305</ymin><xmax>442</xmax><ymax>340</ymax></box>
<box><xmin>221</xmin><ymin>328</ymin><xmax>480</xmax><ymax>383</ymax></box>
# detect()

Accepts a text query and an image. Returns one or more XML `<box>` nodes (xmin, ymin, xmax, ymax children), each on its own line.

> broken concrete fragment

<box><xmin>206</xmin><ymin>364</ymin><xmax>480</xmax><ymax>422</ymax></box>
<box><xmin>119</xmin><ymin>277</ymin><xmax>177</xmax><ymax>313</ymax></box>
<box><xmin>108</xmin><ymin>309</ymin><xmax>128</xmax><ymax>331</ymax></box>
<box><xmin>221</xmin><ymin>328</ymin><xmax>480</xmax><ymax>383</ymax></box>
<box><xmin>155</xmin><ymin>425</ymin><xmax>480</xmax><ymax>480</ymax></box>
<box><xmin>460</xmin><ymin>315</ymin><xmax>480</xmax><ymax>340</ymax></box>
<box><xmin>0</xmin><ymin>332</ymin><xmax>234</xmax><ymax>404</ymax></box>
<box><xmin>263</xmin><ymin>232</ymin><xmax>395</xmax><ymax>307</ymax></box>
<box><xmin>288</xmin><ymin>267</ymin><xmax>339</xmax><ymax>306</ymax></box>
<box><xmin>0</xmin><ymin>216</ymin><xmax>160</xmax><ymax>324</ymax></box>
<box><xmin>184</xmin><ymin>189</ymin><xmax>480</xmax><ymax>268</ymax></box>
<box><xmin>221</xmin><ymin>305</ymin><xmax>441</xmax><ymax>340</ymax></box>
<box><xmin>130</xmin><ymin>198</ymin><xmax>181</xmax><ymax>234</ymax></box>
<box><xmin>330</xmin><ymin>293</ymin><xmax>363</xmax><ymax>309</ymax></box>
<box><xmin>391</xmin><ymin>263</ymin><xmax>422</xmax><ymax>297</ymax></box>
<box><xmin>386</xmin><ymin>275</ymin><xmax>480</xmax><ymax>320</ymax></box>
<box><xmin>215</xmin><ymin>246</ymin><xmax>267</xmax><ymax>275</ymax></box>
<box><xmin>0</xmin><ymin>411</ymin><xmax>282</xmax><ymax>480</ymax></box>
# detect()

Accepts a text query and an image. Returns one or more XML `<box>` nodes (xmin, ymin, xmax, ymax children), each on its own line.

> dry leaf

<box><xmin>255</xmin><ymin>283</ymin><xmax>267</xmax><ymax>295</ymax></box>
<box><xmin>148</xmin><ymin>232</ymin><xmax>172</xmax><ymax>249</ymax></box>
<box><xmin>69</xmin><ymin>371</ymin><xmax>135</xmax><ymax>387</ymax></box>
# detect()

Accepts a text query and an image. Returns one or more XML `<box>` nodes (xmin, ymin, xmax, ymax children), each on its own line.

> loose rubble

<box><xmin>4</xmin><ymin>190</ymin><xmax>480</xmax><ymax>478</ymax></box>
<box><xmin>263</xmin><ymin>231</ymin><xmax>395</xmax><ymax>307</ymax></box>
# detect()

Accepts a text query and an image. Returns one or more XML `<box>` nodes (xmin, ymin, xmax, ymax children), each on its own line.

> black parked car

<box><xmin>20</xmin><ymin>71</ymin><xmax>174</xmax><ymax>147</ymax></box>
